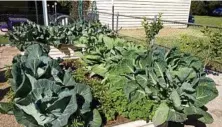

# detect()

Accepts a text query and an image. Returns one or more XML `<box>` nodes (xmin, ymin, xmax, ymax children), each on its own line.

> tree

<box><xmin>191</xmin><ymin>1</ymin><xmax>222</xmax><ymax>15</ymax></box>
<box><xmin>191</xmin><ymin>1</ymin><xmax>207</xmax><ymax>15</ymax></box>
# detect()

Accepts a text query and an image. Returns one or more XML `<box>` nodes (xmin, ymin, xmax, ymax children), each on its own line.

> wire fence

<box><xmin>83</xmin><ymin>10</ymin><xmax>220</xmax><ymax>46</ymax></box>
<box><xmin>93</xmin><ymin>11</ymin><xmax>221</xmax><ymax>43</ymax></box>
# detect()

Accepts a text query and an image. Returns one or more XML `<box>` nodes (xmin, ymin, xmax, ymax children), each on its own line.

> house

<box><xmin>95</xmin><ymin>0</ymin><xmax>192</xmax><ymax>29</ymax></box>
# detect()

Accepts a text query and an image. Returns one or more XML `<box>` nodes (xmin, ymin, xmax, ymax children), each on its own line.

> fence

<box><xmin>89</xmin><ymin>11</ymin><xmax>220</xmax><ymax>40</ymax></box>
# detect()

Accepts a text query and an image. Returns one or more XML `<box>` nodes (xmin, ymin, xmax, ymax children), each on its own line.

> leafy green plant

<box><xmin>8</xmin><ymin>21</ymin><xmax>111</xmax><ymax>51</ymax></box>
<box><xmin>124</xmin><ymin>47</ymin><xmax>218</xmax><ymax>126</ymax></box>
<box><xmin>120</xmin><ymin>98</ymin><xmax>157</xmax><ymax>121</ymax></box>
<box><xmin>72</xmin><ymin>60</ymin><xmax>157</xmax><ymax>123</ymax></box>
<box><xmin>0</xmin><ymin>44</ymin><xmax>102</xmax><ymax>127</ymax></box>
<box><xmin>81</xmin><ymin>34</ymin><xmax>144</xmax><ymax>78</ymax></box>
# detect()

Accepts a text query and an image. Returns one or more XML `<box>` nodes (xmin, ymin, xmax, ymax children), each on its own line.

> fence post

<box><xmin>116</xmin><ymin>12</ymin><xmax>119</xmax><ymax>34</ymax></box>
<box><xmin>34</xmin><ymin>0</ymin><xmax>39</xmax><ymax>24</ymax></box>
<box><xmin>112</xmin><ymin>5</ymin><xmax>114</xmax><ymax>31</ymax></box>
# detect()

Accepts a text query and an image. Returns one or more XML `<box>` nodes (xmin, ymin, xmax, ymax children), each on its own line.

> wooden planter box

<box><xmin>49</xmin><ymin>44</ymin><xmax>79</xmax><ymax>59</ymax></box>
<box><xmin>112</xmin><ymin>120</ymin><xmax>154</xmax><ymax>127</ymax></box>
<box><xmin>21</xmin><ymin>44</ymin><xmax>80</xmax><ymax>59</ymax></box>
<box><xmin>113</xmin><ymin>120</ymin><xmax>168</xmax><ymax>127</ymax></box>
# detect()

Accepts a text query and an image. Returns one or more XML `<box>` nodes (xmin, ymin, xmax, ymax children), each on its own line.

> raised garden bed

<box><xmin>21</xmin><ymin>44</ymin><xmax>80</xmax><ymax>60</ymax></box>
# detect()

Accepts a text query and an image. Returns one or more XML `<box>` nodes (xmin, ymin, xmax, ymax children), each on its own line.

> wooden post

<box><xmin>35</xmin><ymin>0</ymin><xmax>39</xmax><ymax>24</ymax></box>
<box><xmin>112</xmin><ymin>0</ymin><xmax>114</xmax><ymax>31</ymax></box>
<box><xmin>116</xmin><ymin>12</ymin><xmax>119</xmax><ymax>34</ymax></box>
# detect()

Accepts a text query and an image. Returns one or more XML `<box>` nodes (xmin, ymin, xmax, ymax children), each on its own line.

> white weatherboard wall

<box><xmin>95</xmin><ymin>0</ymin><xmax>191</xmax><ymax>29</ymax></box>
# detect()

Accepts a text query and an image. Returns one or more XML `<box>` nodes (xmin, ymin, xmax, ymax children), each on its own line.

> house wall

<box><xmin>96</xmin><ymin>0</ymin><xmax>191</xmax><ymax>29</ymax></box>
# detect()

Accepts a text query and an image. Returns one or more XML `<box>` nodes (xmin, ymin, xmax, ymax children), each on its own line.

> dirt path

<box><xmin>0</xmin><ymin>46</ymin><xmax>20</xmax><ymax>69</ymax></box>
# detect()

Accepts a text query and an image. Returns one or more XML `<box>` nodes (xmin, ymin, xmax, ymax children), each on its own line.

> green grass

<box><xmin>194</xmin><ymin>16</ymin><xmax>222</xmax><ymax>27</ymax></box>
<box><xmin>0</xmin><ymin>35</ymin><xmax>9</xmax><ymax>44</ymax></box>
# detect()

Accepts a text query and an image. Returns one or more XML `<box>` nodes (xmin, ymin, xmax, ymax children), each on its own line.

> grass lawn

<box><xmin>194</xmin><ymin>16</ymin><xmax>222</xmax><ymax>27</ymax></box>
<box><xmin>0</xmin><ymin>35</ymin><xmax>10</xmax><ymax>44</ymax></box>
<box><xmin>119</xmin><ymin>27</ymin><xmax>205</xmax><ymax>46</ymax></box>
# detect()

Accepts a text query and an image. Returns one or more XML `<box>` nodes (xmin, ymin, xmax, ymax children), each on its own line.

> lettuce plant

<box><xmin>124</xmin><ymin>47</ymin><xmax>218</xmax><ymax>126</ymax></box>
<box><xmin>0</xmin><ymin>44</ymin><xmax>101</xmax><ymax>127</ymax></box>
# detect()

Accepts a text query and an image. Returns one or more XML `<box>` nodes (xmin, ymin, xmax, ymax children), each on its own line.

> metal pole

<box><xmin>116</xmin><ymin>12</ymin><xmax>119</xmax><ymax>34</ymax></box>
<box><xmin>55</xmin><ymin>2</ymin><xmax>57</xmax><ymax>22</ymax></box>
<box><xmin>35</xmin><ymin>0</ymin><xmax>39</xmax><ymax>24</ymax></box>
<box><xmin>42</xmin><ymin>0</ymin><xmax>48</xmax><ymax>26</ymax></box>
<box><xmin>112</xmin><ymin>0</ymin><xmax>114</xmax><ymax>31</ymax></box>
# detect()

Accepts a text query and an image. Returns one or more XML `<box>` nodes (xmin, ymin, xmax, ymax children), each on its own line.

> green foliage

<box><xmin>142</xmin><ymin>14</ymin><xmax>163</xmax><ymax>45</ymax></box>
<box><xmin>191</xmin><ymin>1</ymin><xmax>208</xmax><ymax>15</ymax></box>
<box><xmin>72</xmin><ymin>60</ymin><xmax>157</xmax><ymax>123</ymax></box>
<box><xmin>0</xmin><ymin>44</ymin><xmax>101</xmax><ymax>127</ymax></box>
<box><xmin>8</xmin><ymin>21</ymin><xmax>111</xmax><ymax>51</ymax></box>
<box><xmin>191</xmin><ymin>1</ymin><xmax>222</xmax><ymax>15</ymax></box>
<box><xmin>124</xmin><ymin>47</ymin><xmax>218</xmax><ymax>126</ymax></box>
<box><xmin>181</xmin><ymin>28</ymin><xmax>222</xmax><ymax>68</ymax></box>
<box><xmin>120</xmin><ymin>98</ymin><xmax>157</xmax><ymax>121</ymax></box>
<box><xmin>80</xmin><ymin>34</ymin><xmax>144</xmax><ymax>78</ymax></box>
<box><xmin>5</xmin><ymin>15</ymin><xmax>219</xmax><ymax>126</ymax></box>
<box><xmin>201</xmin><ymin>28</ymin><xmax>222</xmax><ymax>67</ymax></box>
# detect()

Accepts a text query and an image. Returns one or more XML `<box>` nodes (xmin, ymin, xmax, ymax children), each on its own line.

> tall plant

<box><xmin>142</xmin><ymin>14</ymin><xmax>163</xmax><ymax>46</ymax></box>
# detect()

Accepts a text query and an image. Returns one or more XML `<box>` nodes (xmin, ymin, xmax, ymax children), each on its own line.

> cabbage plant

<box><xmin>8</xmin><ymin>21</ymin><xmax>111</xmax><ymax>51</ymax></box>
<box><xmin>0</xmin><ymin>44</ymin><xmax>101</xmax><ymax>127</ymax></box>
<box><xmin>124</xmin><ymin>47</ymin><xmax>218</xmax><ymax>126</ymax></box>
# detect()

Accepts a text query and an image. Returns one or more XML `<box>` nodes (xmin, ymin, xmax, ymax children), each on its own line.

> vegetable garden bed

<box><xmin>0</xmin><ymin>19</ymin><xmax>219</xmax><ymax>127</ymax></box>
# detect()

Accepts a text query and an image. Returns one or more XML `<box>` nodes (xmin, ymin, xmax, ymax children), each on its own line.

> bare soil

<box><xmin>0</xmin><ymin>46</ymin><xmax>20</xmax><ymax>69</ymax></box>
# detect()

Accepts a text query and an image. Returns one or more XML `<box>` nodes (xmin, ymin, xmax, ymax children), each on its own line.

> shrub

<box><xmin>191</xmin><ymin>1</ymin><xmax>208</xmax><ymax>15</ymax></box>
<box><xmin>179</xmin><ymin>28</ymin><xmax>222</xmax><ymax>70</ymax></box>
<box><xmin>0</xmin><ymin>44</ymin><xmax>101</xmax><ymax>127</ymax></box>
<box><xmin>124</xmin><ymin>47</ymin><xmax>218</xmax><ymax>126</ymax></box>
<box><xmin>142</xmin><ymin>14</ymin><xmax>163</xmax><ymax>45</ymax></box>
